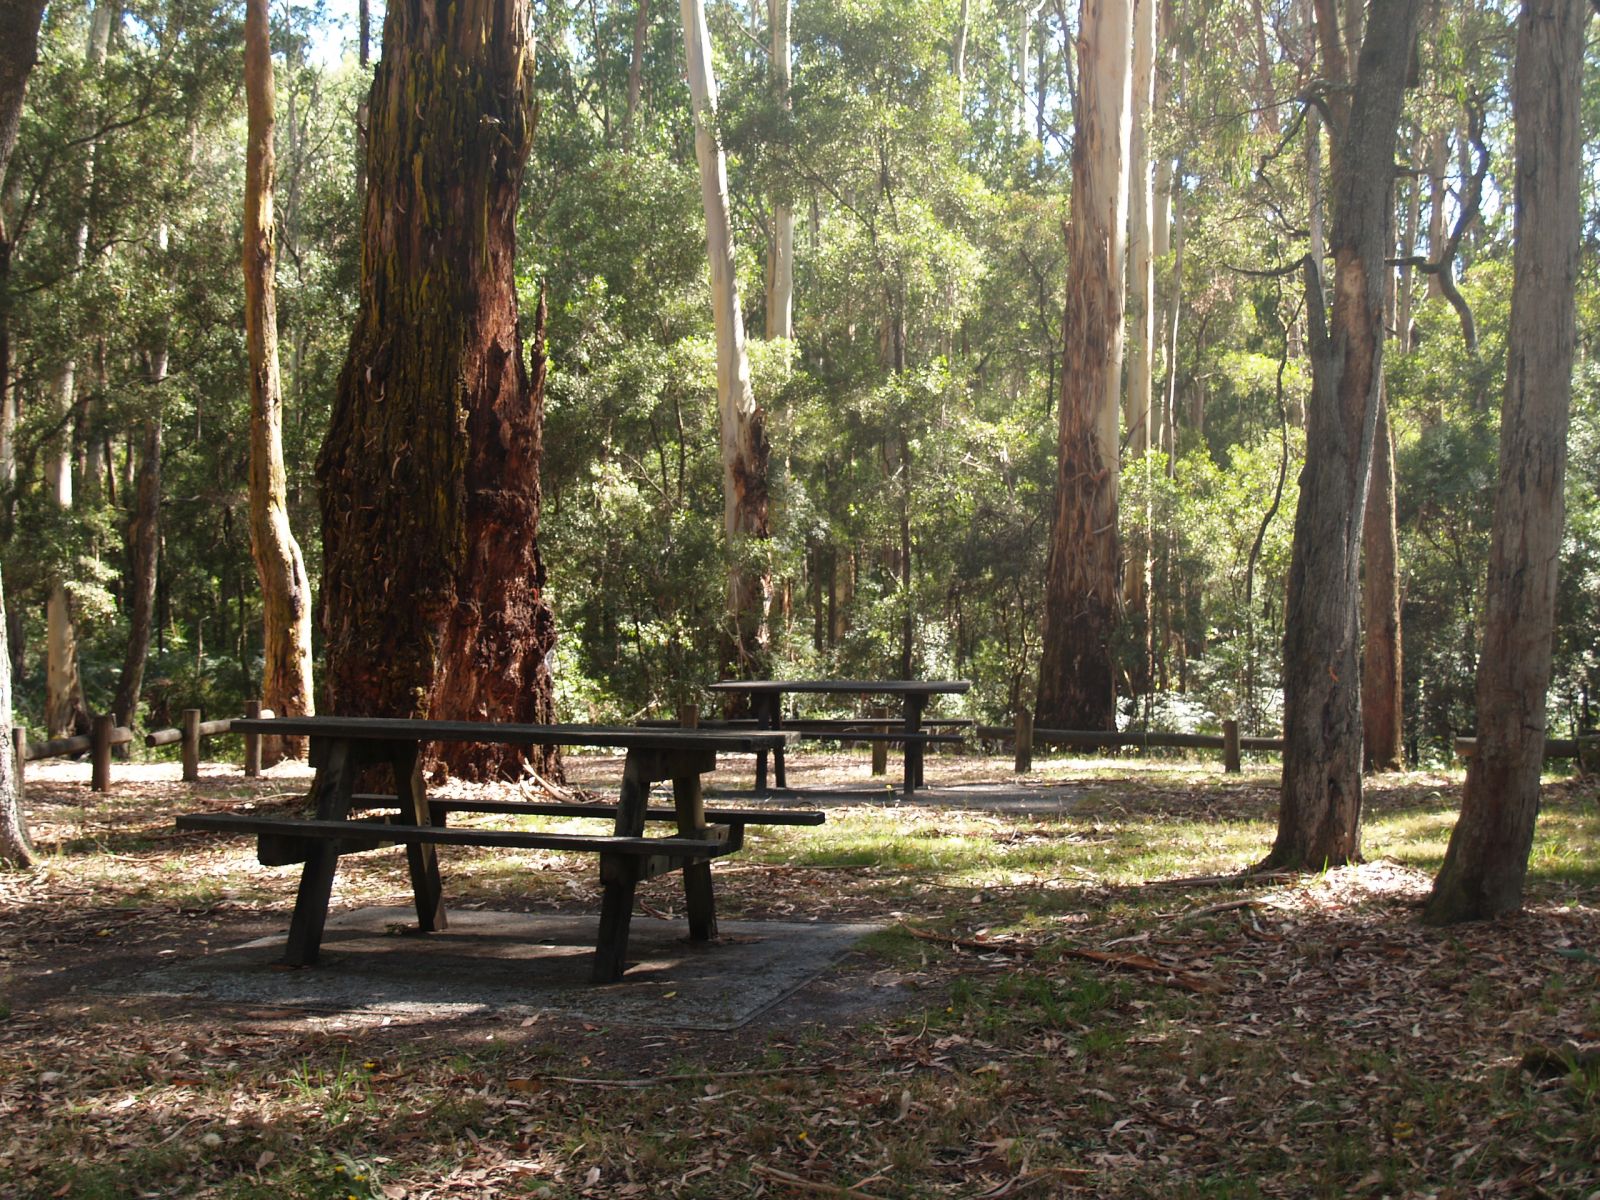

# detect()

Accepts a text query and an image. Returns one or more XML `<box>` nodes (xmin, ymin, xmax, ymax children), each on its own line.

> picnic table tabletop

<box><xmin>704</xmin><ymin>679</ymin><xmax>971</xmax><ymax>794</ymax></box>
<box><xmin>707</xmin><ymin>679</ymin><xmax>971</xmax><ymax>696</ymax></box>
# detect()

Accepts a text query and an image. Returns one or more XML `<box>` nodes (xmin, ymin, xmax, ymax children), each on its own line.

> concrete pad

<box><xmin>120</xmin><ymin>908</ymin><xmax>883</xmax><ymax>1031</ymax></box>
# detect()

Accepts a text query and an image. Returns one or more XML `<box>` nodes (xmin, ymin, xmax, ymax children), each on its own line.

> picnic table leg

<box><xmin>769</xmin><ymin>696</ymin><xmax>788</xmax><ymax>790</ymax></box>
<box><xmin>673</xmin><ymin>768</ymin><xmax>717</xmax><ymax>942</ymax></box>
<box><xmin>284</xmin><ymin>738</ymin><xmax>360</xmax><ymax>966</ymax></box>
<box><xmin>593</xmin><ymin>754</ymin><xmax>650</xmax><ymax>983</ymax></box>
<box><xmin>390</xmin><ymin>743</ymin><xmax>446</xmax><ymax>933</ymax></box>
<box><xmin>904</xmin><ymin>695</ymin><xmax>926</xmax><ymax>795</ymax></box>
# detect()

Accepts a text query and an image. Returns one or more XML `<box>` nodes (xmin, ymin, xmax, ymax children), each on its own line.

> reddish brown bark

<box><xmin>318</xmin><ymin>0</ymin><xmax>558</xmax><ymax>781</ymax></box>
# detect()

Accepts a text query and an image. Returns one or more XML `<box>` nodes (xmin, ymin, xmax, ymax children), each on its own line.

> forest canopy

<box><xmin>0</xmin><ymin>0</ymin><xmax>1596</xmax><ymax>767</ymax></box>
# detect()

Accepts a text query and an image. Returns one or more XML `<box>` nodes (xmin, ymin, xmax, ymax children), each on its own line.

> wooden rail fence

<box><xmin>984</xmin><ymin>713</ymin><xmax>1598</xmax><ymax>775</ymax></box>
<box><xmin>9</xmin><ymin>700</ymin><xmax>276</xmax><ymax>795</ymax></box>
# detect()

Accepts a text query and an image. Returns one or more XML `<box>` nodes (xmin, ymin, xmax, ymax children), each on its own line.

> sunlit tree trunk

<box><xmin>624</xmin><ymin>0</ymin><xmax>650</xmax><ymax>151</ymax></box>
<box><xmin>681</xmin><ymin>0</ymin><xmax>771</xmax><ymax>679</ymax></box>
<box><xmin>243</xmin><ymin>0</ymin><xmax>315</xmax><ymax>764</ymax></box>
<box><xmin>1263</xmin><ymin>0</ymin><xmax>1420</xmax><ymax>871</ymax></box>
<box><xmin>1036</xmin><ymin>0</ymin><xmax>1134</xmax><ymax>731</ymax></box>
<box><xmin>1425</xmin><ymin>0</ymin><xmax>1587</xmax><ymax>924</ymax></box>
<box><xmin>1361</xmin><ymin>389</ymin><xmax>1403</xmax><ymax>769</ymax></box>
<box><xmin>765</xmin><ymin>0</ymin><xmax>794</xmax><ymax>341</ymax></box>
<box><xmin>1123</xmin><ymin>0</ymin><xmax>1156</xmax><ymax>690</ymax></box>
<box><xmin>319</xmin><ymin>0</ymin><xmax>559</xmax><ymax>780</ymax></box>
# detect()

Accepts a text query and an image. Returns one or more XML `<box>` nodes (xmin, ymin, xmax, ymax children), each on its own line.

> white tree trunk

<box><xmin>681</xmin><ymin>0</ymin><xmax>771</xmax><ymax>673</ymax></box>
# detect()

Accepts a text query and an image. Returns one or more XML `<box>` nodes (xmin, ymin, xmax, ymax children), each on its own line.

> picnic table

<box><xmin>175</xmin><ymin>716</ymin><xmax>816</xmax><ymax>983</ymax></box>
<box><xmin>706</xmin><ymin>679</ymin><xmax>971</xmax><ymax>796</ymax></box>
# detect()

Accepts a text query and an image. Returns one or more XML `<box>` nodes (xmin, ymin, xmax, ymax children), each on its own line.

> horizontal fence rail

<box><xmin>144</xmin><ymin>703</ymin><xmax>276</xmax><ymax>782</ymax></box>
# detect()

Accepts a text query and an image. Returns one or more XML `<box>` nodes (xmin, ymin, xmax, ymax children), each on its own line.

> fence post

<box><xmin>1014</xmin><ymin>707</ymin><xmax>1034</xmax><ymax>774</ymax></box>
<box><xmin>870</xmin><ymin>705</ymin><xmax>888</xmax><ymax>776</ymax></box>
<box><xmin>1223</xmin><ymin>719</ymin><xmax>1241</xmax><ymax>774</ymax></box>
<box><xmin>90</xmin><ymin>713</ymin><xmax>114</xmax><ymax>792</ymax></box>
<box><xmin>13</xmin><ymin>727</ymin><xmax>25</xmax><ymax>807</ymax></box>
<box><xmin>677</xmin><ymin>702</ymin><xmax>699</xmax><ymax>729</ymax></box>
<box><xmin>181</xmin><ymin>708</ymin><xmax>202</xmax><ymax>783</ymax></box>
<box><xmin>243</xmin><ymin>699</ymin><xmax>263</xmax><ymax>777</ymax></box>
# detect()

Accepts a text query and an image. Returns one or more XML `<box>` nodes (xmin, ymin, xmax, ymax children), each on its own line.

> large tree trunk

<box><xmin>1361</xmin><ymin>389</ymin><xmax>1404</xmax><ymax>769</ymax></box>
<box><xmin>1263</xmin><ymin>0</ymin><xmax>1420</xmax><ymax>871</ymax></box>
<box><xmin>319</xmin><ymin>0</ymin><xmax>559</xmax><ymax>781</ymax></box>
<box><xmin>1424</xmin><ymin>0</ymin><xmax>1586</xmax><ymax>924</ymax></box>
<box><xmin>765</xmin><ymin>0</ymin><xmax>794</xmax><ymax>342</ymax></box>
<box><xmin>1036</xmin><ymin>0</ymin><xmax>1134</xmax><ymax>732</ymax></box>
<box><xmin>681</xmin><ymin>0</ymin><xmax>771</xmax><ymax>680</ymax></box>
<box><xmin>243</xmin><ymin>0</ymin><xmax>315</xmax><ymax>765</ymax></box>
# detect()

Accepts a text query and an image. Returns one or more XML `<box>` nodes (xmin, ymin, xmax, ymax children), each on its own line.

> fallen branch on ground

<box><xmin>749</xmin><ymin>1163</ymin><xmax>889</xmax><ymax>1200</ymax></box>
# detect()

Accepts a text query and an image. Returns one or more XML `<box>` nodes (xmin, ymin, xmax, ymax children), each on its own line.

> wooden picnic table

<box><xmin>706</xmin><ymin>679</ymin><xmax>971</xmax><ymax>796</ymax></box>
<box><xmin>175</xmin><ymin>716</ymin><xmax>812</xmax><ymax>983</ymax></box>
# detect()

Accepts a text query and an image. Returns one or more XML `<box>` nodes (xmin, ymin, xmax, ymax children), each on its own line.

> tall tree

<box><xmin>1123</xmin><ymin>0</ymin><xmax>1156</xmax><ymax>688</ymax></box>
<box><xmin>0</xmin><ymin>0</ymin><xmax>47</xmax><ymax>868</ymax></box>
<box><xmin>1036</xmin><ymin>0</ymin><xmax>1134</xmax><ymax>731</ymax></box>
<box><xmin>680</xmin><ymin>0</ymin><xmax>771</xmax><ymax>679</ymax></box>
<box><xmin>318</xmin><ymin>0</ymin><xmax>558</xmax><ymax>780</ymax></box>
<box><xmin>243</xmin><ymin>0</ymin><xmax>315</xmax><ymax>764</ymax></box>
<box><xmin>1262</xmin><ymin>0</ymin><xmax>1420</xmax><ymax>870</ymax></box>
<box><xmin>45</xmin><ymin>0</ymin><xmax>116</xmax><ymax>739</ymax></box>
<box><xmin>1423</xmin><ymin>0</ymin><xmax>1587</xmax><ymax>924</ymax></box>
<box><xmin>766</xmin><ymin>0</ymin><xmax>794</xmax><ymax>341</ymax></box>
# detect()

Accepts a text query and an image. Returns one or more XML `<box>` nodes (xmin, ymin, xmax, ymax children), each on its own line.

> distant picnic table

<box><xmin>706</xmin><ymin>679</ymin><xmax>972</xmax><ymax>796</ymax></box>
<box><xmin>175</xmin><ymin>716</ymin><xmax>820</xmax><ymax>983</ymax></box>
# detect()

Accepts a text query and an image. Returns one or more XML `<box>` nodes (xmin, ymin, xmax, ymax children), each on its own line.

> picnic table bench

<box><xmin>174</xmin><ymin>716</ymin><xmax>812</xmax><ymax>983</ymax></box>
<box><xmin>707</xmin><ymin>679</ymin><xmax>971</xmax><ymax>796</ymax></box>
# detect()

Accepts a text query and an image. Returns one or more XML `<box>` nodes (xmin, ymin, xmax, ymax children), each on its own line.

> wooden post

<box><xmin>90</xmin><ymin>713</ymin><xmax>114</xmax><ymax>792</ymax></box>
<box><xmin>870</xmin><ymin>705</ymin><xmax>888</xmax><ymax>776</ymax></box>
<box><xmin>677</xmin><ymin>702</ymin><xmax>699</xmax><ymax>729</ymax></box>
<box><xmin>1223</xmin><ymin>719</ymin><xmax>1241</xmax><ymax>774</ymax></box>
<box><xmin>243</xmin><ymin>699</ymin><xmax>263</xmax><ymax>777</ymax></box>
<box><xmin>13</xmin><ymin>727</ymin><xmax>25</xmax><ymax>807</ymax></box>
<box><xmin>1014</xmin><ymin>707</ymin><xmax>1034</xmax><ymax>774</ymax></box>
<box><xmin>181</xmin><ymin>708</ymin><xmax>202</xmax><ymax>783</ymax></box>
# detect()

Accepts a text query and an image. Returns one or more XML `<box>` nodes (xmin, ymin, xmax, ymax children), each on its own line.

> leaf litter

<box><xmin>0</xmin><ymin>755</ymin><xmax>1596</xmax><ymax>1197</ymax></box>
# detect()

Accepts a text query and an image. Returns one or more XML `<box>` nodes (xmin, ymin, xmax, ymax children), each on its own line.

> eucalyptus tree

<box><xmin>1425</xmin><ymin>0</ymin><xmax>1589</xmax><ymax>923</ymax></box>
<box><xmin>680</xmin><ymin>0</ymin><xmax>771</xmax><ymax>681</ymax></box>
<box><xmin>0</xmin><ymin>0</ymin><xmax>46</xmax><ymax>868</ymax></box>
<box><xmin>319</xmin><ymin>0</ymin><xmax>558</xmax><ymax>779</ymax></box>
<box><xmin>243</xmin><ymin>0</ymin><xmax>314</xmax><ymax>764</ymax></box>
<box><xmin>1035</xmin><ymin>0</ymin><xmax>1133</xmax><ymax>732</ymax></box>
<box><xmin>1263</xmin><ymin>0</ymin><xmax>1421</xmax><ymax>871</ymax></box>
